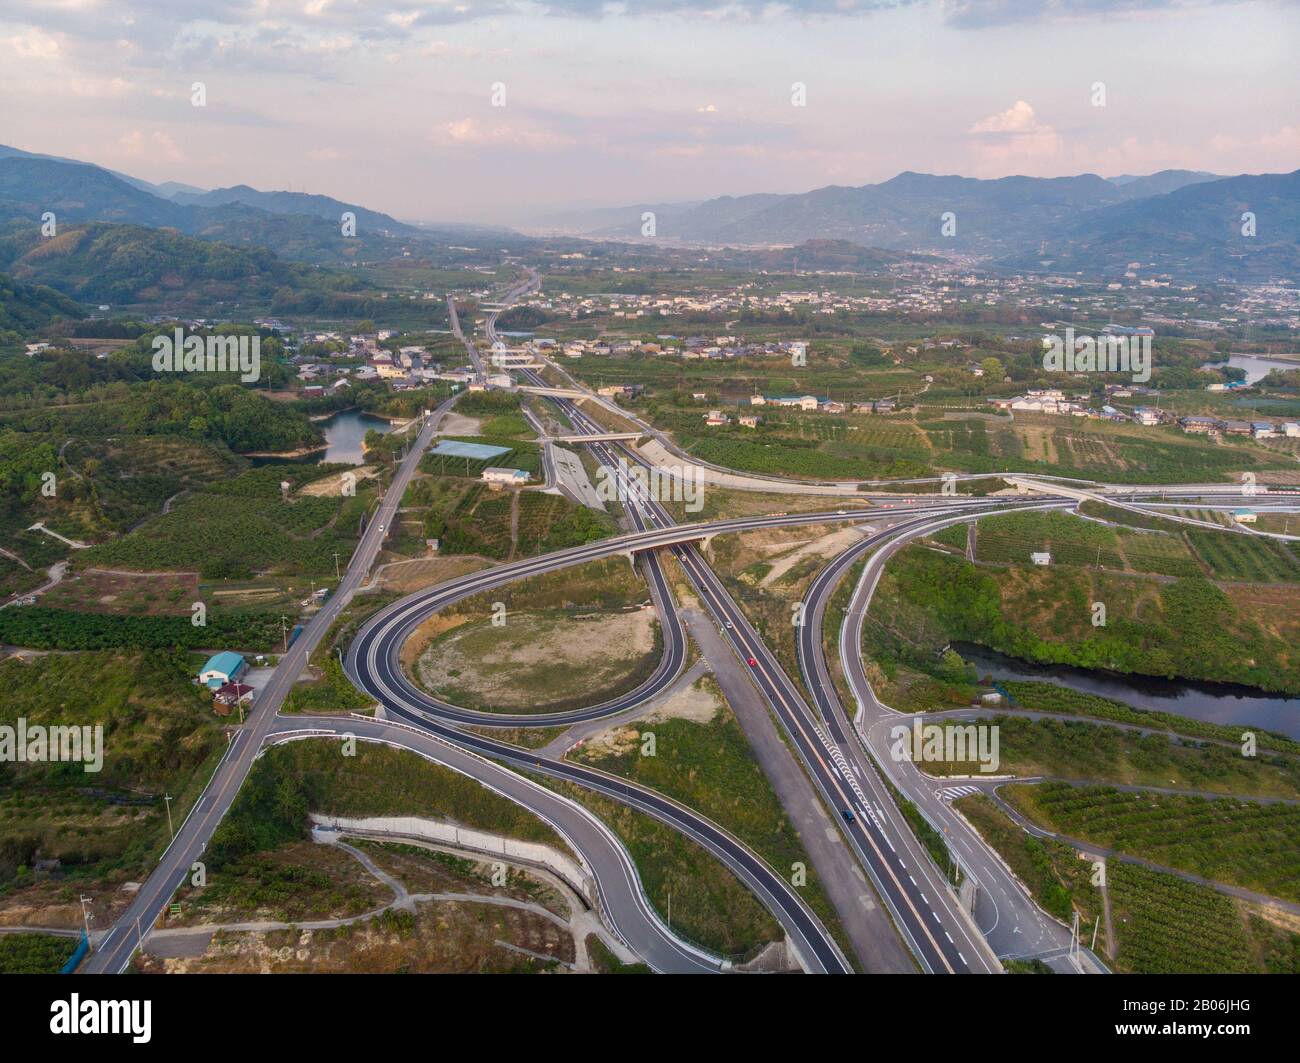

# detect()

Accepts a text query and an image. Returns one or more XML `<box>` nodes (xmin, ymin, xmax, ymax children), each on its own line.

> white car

<box><xmin>378</xmin><ymin>523</ymin><xmax>386</xmax><ymax>531</ymax></box>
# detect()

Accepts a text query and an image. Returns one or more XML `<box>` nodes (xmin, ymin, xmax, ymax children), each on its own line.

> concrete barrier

<box><xmin>309</xmin><ymin>813</ymin><xmax>595</xmax><ymax>905</ymax></box>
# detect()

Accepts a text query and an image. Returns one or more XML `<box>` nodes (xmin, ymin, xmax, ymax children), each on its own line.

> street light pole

<box><xmin>163</xmin><ymin>793</ymin><xmax>174</xmax><ymax>840</ymax></box>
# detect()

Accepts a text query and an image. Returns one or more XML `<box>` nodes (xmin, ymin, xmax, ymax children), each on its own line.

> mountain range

<box><xmin>0</xmin><ymin>144</ymin><xmax>511</xmax><ymax>267</ymax></box>
<box><xmin>0</xmin><ymin>143</ymin><xmax>1294</xmax><ymax>293</ymax></box>
<box><xmin>536</xmin><ymin>169</ymin><xmax>1298</xmax><ymax>281</ymax></box>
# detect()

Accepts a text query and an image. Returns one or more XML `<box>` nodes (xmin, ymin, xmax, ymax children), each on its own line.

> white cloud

<box><xmin>436</xmin><ymin>116</ymin><xmax>572</xmax><ymax>150</ymax></box>
<box><xmin>968</xmin><ymin>100</ymin><xmax>1062</xmax><ymax>173</ymax></box>
<box><xmin>2</xmin><ymin>28</ymin><xmax>61</xmax><ymax>59</ymax></box>
<box><xmin>117</xmin><ymin>129</ymin><xmax>183</xmax><ymax>162</ymax></box>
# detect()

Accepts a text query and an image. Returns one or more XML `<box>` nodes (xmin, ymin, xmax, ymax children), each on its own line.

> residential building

<box><xmin>482</xmin><ymin>467</ymin><xmax>531</xmax><ymax>487</ymax></box>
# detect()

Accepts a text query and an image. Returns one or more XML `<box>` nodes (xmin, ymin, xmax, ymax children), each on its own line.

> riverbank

<box><xmin>956</xmin><ymin>641</ymin><xmax>1300</xmax><ymax>741</ymax></box>
<box><xmin>243</xmin><ymin>442</ymin><xmax>328</xmax><ymax>460</ymax></box>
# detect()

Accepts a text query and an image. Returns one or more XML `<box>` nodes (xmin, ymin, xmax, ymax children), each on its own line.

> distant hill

<box><xmin>0</xmin><ymin>272</ymin><xmax>84</xmax><ymax>337</ymax></box>
<box><xmin>1010</xmin><ymin>170</ymin><xmax>1300</xmax><ymax>281</ymax></box>
<box><xmin>535</xmin><ymin>168</ymin><xmax>1296</xmax><ymax>280</ymax></box>
<box><xmin>171</xmin><ymin>184</ymin><xmax>417</xmax><ymax>236</ymax></box>
<box><xmin>0</xmin><ymin>157</ymin><xmax>194</xmax><ymax>230</ymax></box>
<box><xmin>0</xmin><ymin>146</ymin><xmax>430</xmax><ymax>266</ymax></box>
<box><xmin>536</xmin><ymin>171</ymin><xmax>1132</xmax><ymax>250</ymax></box>
<box><xmin>1107</xmin><ymin>169</ymin><xmax>1221</xmax><ymax>198</ymax></box>
<box><xmin>0</xmin><ymin>222</ymin><xmax>379</xmax><ymax>311</ymax></box>
<box><xmin>705</xmin><ymin>239</ymin><xmax>931</xmax><ymax>271</ymax></box>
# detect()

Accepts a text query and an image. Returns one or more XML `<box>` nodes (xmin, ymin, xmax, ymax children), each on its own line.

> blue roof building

<box><xmin>199</xmin><ymin>651</ymin><xmax>247</xmax><ymax>690</ymax></box>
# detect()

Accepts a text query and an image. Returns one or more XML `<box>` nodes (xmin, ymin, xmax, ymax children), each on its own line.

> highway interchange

<box><xmin>83</xmin><ymin>266</ymin><xmax>1300</xmax><ymax>975</ymax></box>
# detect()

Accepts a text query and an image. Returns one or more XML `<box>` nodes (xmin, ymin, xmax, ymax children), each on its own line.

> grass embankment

<box><xmin>571</xmin><ymin>683</ymin><xmax>848</xmax><ymax>959</ymax></box>
<box><xmin>400</xmin><ymin>474</ymin><xmax>614</xmax><ymax>561</ymax></box>
<box><xmin>554</xmin><ymin>781</ymin><xmax>782</xmax><ymax>962</ymax></box>
<box><xmin>866</xmin><ymin>543</ymin><xmax>1300</xmax><ymax>694</ymax></box>
<box><xmin>586</xmin><ymin>934</ymin><xmax>651</xmax><ymax>973</ymax></box>
<box><xmin>999</xmin><ymin>681</ymin><xmax>1300</xmax><ymax>755</ymax></box>
<box><xmin>208</xmin><ymin>741</ymin><xmax>570</xmax><ymax>870</ymax></box>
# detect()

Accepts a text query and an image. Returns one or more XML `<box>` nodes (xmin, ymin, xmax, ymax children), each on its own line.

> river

<box><xmin>954</xmin><ymin>642</ymin><xmax>1300</xmax><ymax>740</ymax></box>
<box><xmin>1200</xmin><ymin>352</ymin><xmax>1300</xmax><ymax>385</ymax></box>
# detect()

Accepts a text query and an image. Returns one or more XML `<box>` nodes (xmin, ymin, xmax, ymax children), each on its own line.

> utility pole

<box><xmin>79</xmin><ymin>895</ymin><xmax>94</xmax><ymax>950</ymax></box>
<box><xmin>163</xmin><ymin>793</ymin><xmax>174</xmax><ymax>840</ymax></box>
<box><xmin>281</xmin><ymin>615</ymin><xmax>289</xmax><ymax>652</ymax></box>
<box><xmin>334</xmin><ymin>551</ymin><xmax>341</xmax><ymax>581</ymax></box>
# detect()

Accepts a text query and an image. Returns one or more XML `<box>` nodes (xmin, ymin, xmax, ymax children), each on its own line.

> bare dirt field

<box><xmin>41</xmin><ymin>568</ymin><xmax>199</xmax><ymax>615</ymax></box>
<box><xmin>414</xmin><ymin>607</ymin><xmax>659</xmax><ymax>713</ymax></box>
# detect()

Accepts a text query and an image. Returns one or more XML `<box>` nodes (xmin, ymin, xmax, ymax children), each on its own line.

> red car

<box><xmin>747</xmin><ymin>657</ymin><xmax>758</xmax><ymax>666</ymax></box>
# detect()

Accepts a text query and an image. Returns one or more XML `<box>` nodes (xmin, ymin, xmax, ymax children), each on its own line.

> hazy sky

<box><xmin>2</xmin><ymin>1</ymin><xmax>1297</xmax><ymax>224</ymax></box>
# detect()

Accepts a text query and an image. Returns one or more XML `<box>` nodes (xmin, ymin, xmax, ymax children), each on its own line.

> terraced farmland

<box><xmin>1108</xmin><ymin>862</ymin><xmax>1260</xmax><ymax>974</ymax></box>
<box><xmin>1187</xmin><ymin>529</ymin><xmax>1300</xmax><ymax>583</ymax></box>
<box><xmin>1004</xmin><ymin>782</ymin><xmax>1300</xmax><ymax>903</ymax></box>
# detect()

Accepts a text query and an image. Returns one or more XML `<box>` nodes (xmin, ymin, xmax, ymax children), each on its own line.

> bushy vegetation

<box><xmin>2</xmin><ymin>378</ymin><xmax>318</xmax><ymax>455</ymax></box>
<box><xmin>0</xmin><ymin>933</ymin><xmax>78</xmax><ymax>974</ymax></box>
<box><xmin>867</xmin><ymin>544</ymin><xmax>1300</xmax><ymax>693</ymax></box>
<box><xmin>557</xmin><ymin>781</ymin><xmax>782</xmax><ymax>962</ymax></box>
<box><xmin>0</xmin><ymin>605</ymin><xmax>282</xmax><ymax>651</ymax></box>
<box><xmin>208</xmin><ymin>741</ymin><xmax>568</xmax><ymax>870</ymax></box>
<box><xmin>921</xmin><ymin>415</ymin><xmax>1281</xmax><ymax>483</ymax></box>
<box><xmin>1187</xmin><ymin>529</ymin><xmax>1300</xmax><ymax>583</ymax></box>
<box><xmin>974</xmin><ymin>509</ymin><xmax>1204</xmax><ymax>577</ymax></box>
<box><xmin>1000</xmin><ymin>681</ymin><xmax>1300</xmax><ymax>755</ymax></box>
<box><xmin>84</xmin><ymin>464</ymin><xmax>372</xmax><ymax>578</ymax></box>
<box><xmin>404</xmin><ymin>475</ymin><xmax>614</xmax><ymax>561</ymax></box>
<box><xmin>282</xmin><ymin>655</ymin><xmax>375</xmax><ymax>714</ymax></box>
<box><xmin>1004</xmin><ymin>782</ymin><xmax>1300</xmax><ymax>903</ymax></box>
<box><xmin>1108</xmin><ymin>862</ymin><xmax>1264</xmax><ymax>974</ymax></box>
<box><xmin>944</xmin><ymin>714</ymin><xmax>1300</xmax><ymax>800</ymax></box>
<box><xmin>954</xmin><ymin>793</ymin><xmax>1098</xmax><ymax>923</ymax></box>
<box><xmin>0</xmin><ymin>651</ymin><xmax>225</xmax><ymax>891</ymax></box>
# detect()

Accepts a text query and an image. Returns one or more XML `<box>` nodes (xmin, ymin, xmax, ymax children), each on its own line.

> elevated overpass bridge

<box><xmin>1005</xmin><ymin>475</ymin><xmax>1300</xmax><ymax>538</ymax></box>
<box><xmin>551</xmin><ymin>432</ymin><xmax>644</xmax><ymax>443</ymax></box>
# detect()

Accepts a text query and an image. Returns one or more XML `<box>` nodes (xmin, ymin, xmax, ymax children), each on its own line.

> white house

<box><xmin>482</xmin><ymin>468</ymin><xmax>531</xmax><ymax>487</ymax></box>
